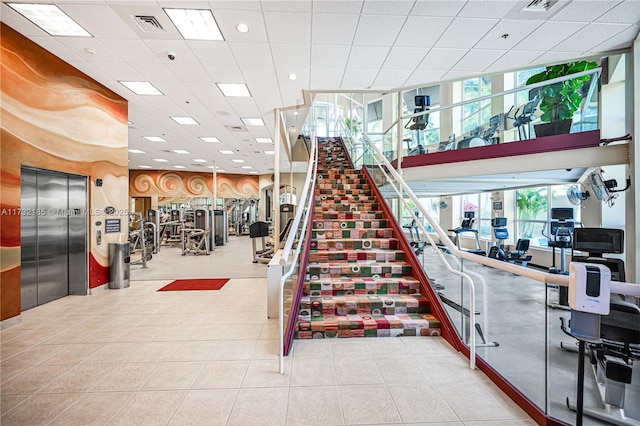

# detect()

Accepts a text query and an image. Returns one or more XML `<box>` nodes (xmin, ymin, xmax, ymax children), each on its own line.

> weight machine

<box><xmin>128</xmin><ymin>212</ymin><xmax>151</xmax><ymax>268</ymax></box>
<box><xmin>181</xmin><ymin>208</ymin><xmax>210</xmax><ymax>256</ymax></box>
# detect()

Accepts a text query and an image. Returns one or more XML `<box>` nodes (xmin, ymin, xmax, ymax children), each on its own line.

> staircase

<box><xmin>295</xmin><ymin>138</ymin><xmax>441</xmax><ymax>339</ymax></box>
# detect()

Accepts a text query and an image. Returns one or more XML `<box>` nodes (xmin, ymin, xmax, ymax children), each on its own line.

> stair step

<box><xmin>307</xmin><ymin>262</ymin><xmax>412</xmax><ymax>279</ymax></box>
<box><xmin>309</xmin><ymin>249</ymin><xmax>405</xmax><ymax>263</ymax></box>
<box><xmin>300</xmin><ymin>294</ymin><xmax>430</xmax><ymax>316</ymax></box>
<box><xmin>316</xmin><ymin>194</ymin><xmax>377</xmax><ymax>202</ymax></box>
<box><xmin>295</xmin><ymin>313</ymin><xmax>441</xmax><ymax>339</ymax></box>
<box><xmin>317</xmin><ymin>188</ymin><xmax>371</xmax><ymax>195</ymax></box>
<box><xmin>314</xmin><ymin>212</ymin><xmax>385</xmax><ymax>220</ymax></box>
<box><xmin>304</xmin><ymin>276</ymin><xmax>421</xmax><ymax>296</ymax></box>
<box><xmin>310</xmin><ymin>238</ymin><xmax>399</xmax><ymax>251</ymax></box>
<box><xmin>317</xmin><ymin>178</ymin><xmax>367</xmax><ymax>185</ymax></box>
<box><xmin>318</xmin><ymin>171</ymin><xmax>362</xmax><ymax>178</ymax></box>
<box><xmin>315</xmin><ymin>204</ymin><xmax>380</xmax><ymax>212</ymax></box>
<box><xmin>311</xmin><ymin>228</ymin><xmax>393</xmax><ymax>240</ymax></box>
<box><xmin>313</xmin><ymin>219</ymin><xmax>388</xmax><ymax>230</ymax></box>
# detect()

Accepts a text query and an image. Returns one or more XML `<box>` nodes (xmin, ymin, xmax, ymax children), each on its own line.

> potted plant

<box><xmin>526</xmin><ymin>60</ymin><xmax>598</xmax><ymax>137</ymax></box>
<box><xmin>344</xmin><ymin>116</ymin><xmax>362</xmax><ymax>136</ymax></box>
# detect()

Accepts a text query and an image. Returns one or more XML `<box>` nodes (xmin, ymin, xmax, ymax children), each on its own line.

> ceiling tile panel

<box><xmin>187</xmin><ymin>41</ymin><xmax>236</xmax><ymax>65</ymax></box>
<box><xmin>131</xmin><ymin>63</ymin><xmax>177</xmax><ymax>81</ymax></box>
<box><xmin>312</xmin><ymin>0</ymin><xmax>364</xmax><ymax>13</ymax></box>
<box><xmin>484</xmin><ymin>50</ymin><xmax>543</xmax><ymax>73</ymax></box>
<box><xmin>250</xmin><ymin>84</ymin><xmax>283</xmax><ymax>102</ymax></box>
<box><xmin>347</xmin><ymin>45</ymin><xmax>391</xmax><ymax>68</ymax></box>
<box><xmin>27</xmin><ymin>37</ymin><xmax>86</xmax><ymax>63</ymax></box>
<box><xmin>310</xmin><ymin>68</ymin><xmax>345</xmax><ymax>88</ymax></box>
<box><xmin>452</xmin><ymin>49</ymin><xmax>506</xmax><ymax>72</ymax></box>
<box><xmin>404</xmin><ymin>70</ymin><xmax>447</xmax><ymax>88</ymax></box>
<box><xmin>101</xmin><ymin>38</ymin><xmax>162</xmax><ymax>64</ymax></box>
<box><xmin>209</xmin><ymin>1</ymin><xmax>262</xmax><ymax>10</ymax></box>
<box><xmin>457</xmin><ymin>1</ymin><xmax>513</xmax><ymax>19</ymax></box>
<box><xmin>341</xmin><ymin>68</ymin><xmax>378</xmax><ymax>89</ymax></box>
<box><xmin>168</xmin><ymin>64</ymin><xmax>212</xmax><ymax>82</ymax></box>
<box><xmin>229</xmin><ymin>43</ymin><xmax>275</xmax><ymax>66</ymax></box>
<box><xmin>532</xmin><ymin>51</ymin><xmax>586</xmax><ymax>67</ymax></box>
<box><xmin>596</xmin><ymin>0</ymin><xmax>640</xmax><ymax>24</ymax></box>
<box><xmin>271</xmin><ymin>44</ymin><xmax>311</xmax><ymax>68</ymax></box>
<box><xmin>394</xmin><ymin>16</ymin><xmax>453</xmax><ymax>47</ymax></box>
<box><xmin>261</xmin><ymin>0</ymin><xmax>312</xmax><ymax>12</ymax></box>
<box><xmin>410</xmin><ymin>1</ymin><xmax>467</xmax><ymax>17</ymax></box>
<box><xmin>90</xmin><ymin>62</ymin><xmax>144</xmax><ymax>80</ymax></box>
<box><xmin>373</xmin><ymin>69</ymin><xmax>412</xmax><ymax>88</ymax></box>
<box><xmin>550</xmin><ymin>0</ymin><xmax>621</xmax><ymax>22</ymax></box>
<box><xmin>589</xmin><ymin>24</ymin><xmax>640</xmax><ymax>52</ymax></box>
<box><xmin>59</xmin><ymin>4</ymin><xmax>138</xmax><ymax>39</ymax></box>
<box><xmin>417</xmin><ymin>48</ymin><xmax>468</xmax><ymax>70</ymax></box>
<box><xmin>382</xmin><ymin>47</ymin><xmax>429</xmax><ymax>70</ymax></box>
<box><xmin>311</xmin><ymin>44</ymin><xmax>352</xmax><ymax>68</ymax></box>
<box><xmin>276</xmin><ymin>68</ymin><xmax>310</xmax><ymax>86</ymax></box>
<box><xmin>475</xmin><ymin>19</ymin><xmax>543</xmax><ymax>49</ymax></box>
<box><xmin>143</xmin><ymin>40</ymin><xmax>200</xmax><ymax>64</ymax></box>
<box><xmin>52</xmin><ymin>38</ymin><xmax>121</xmax><ymax>63</ymax></box>
<box><xmin>352</xmin><ymin>14</ymin><xmax>406</xmax><ymax>46</ymax></box>
<box><xmin>241</xmin><ymin>66</ymin><xmax>279</xmax><ymax>87</ymax></box>
<box><xmin>361</xmin><ymin>0</ymin><xmax>415</xmax><ymax>15</ymax></box>
<box><xmin>204</xmin><ymin>64</ymin><xmax>244</xmax><ymax>83</ymax></box>
<box><xmin>434</xmin><ymin>18</ymin><xmax>499</xmax><ymax>48</ymax></box>
<box><xmin>513</xmin><ymin>21</ymin><xmax>587</xmax><ymax>51</ymax></box>
<box><xmin>212</xmin><ymin>9</ymin><xmax>268</xmax><ymax>43</ymax></box>
<box><xmin>312</xmin><ymin>12</ymin><xmax>360</xmax><ymax>45</ymax></box>
<box><xmin>1</xmin><ymin>3</ymin><xmax>50</xmax><ymax>36</ymax></box>
<box><xmin>551</xmin><ymin>23</ymin><xmax>632</xmax><ymax>52</ymax></box>
<box><xmin>264</xmin><ymin>11</ymin><xmax>312</xmax><ymax>43</ymax></box>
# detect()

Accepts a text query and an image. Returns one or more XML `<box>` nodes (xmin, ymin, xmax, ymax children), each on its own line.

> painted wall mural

<box><xmin>130</xmin><ymin>170</ymin><xmax>259</xmax><ymax>200</ymax></box>
<box><xmin>0</xmin><ymin>23</ymin><xmax>128</xmax><ymax>321</ymax></box>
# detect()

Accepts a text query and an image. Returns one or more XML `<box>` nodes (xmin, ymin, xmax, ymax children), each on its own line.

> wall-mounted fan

<box><xmin>588</xmin><ymin>171</ymin><xmax>631</xmax><ymax>207</ymax></box>
<box><xmin>566</xmin><ymin>185</ymin><xmax>589</xmax><ymax>206</ymax></box>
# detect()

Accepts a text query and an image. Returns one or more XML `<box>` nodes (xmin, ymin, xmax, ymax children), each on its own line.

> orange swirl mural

<box><xmin>1</xmin><ymin>23</ymin><xmax>128</xmax><ymax>321</ymax></box>
<box><xmin>130</xmin><ymin>170</ymin><xmax>259</xmax><ymax>199</ymax></box>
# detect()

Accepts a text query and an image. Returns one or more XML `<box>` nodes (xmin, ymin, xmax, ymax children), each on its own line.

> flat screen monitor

<box><xmin>415</xmin><ymin>95</ymin><xmax>430</xmax><ymax>107</ymax></box>
<box><xmin>491</xmin><ymin>217</ymin><xmax>507</xmax><ymax>227</ymax></box>
<box><xmin>573</xmin><ymin>228</ymin><xmax>624</xmax><ymax>254</ymax></box>
<box><xmin>464</xmin><ymin>211</ymin><xmax>475</xmax><ymax>219</ymax></box>
<box><xmin>551</xmin><ymin>207</ymin><xmax>574</xmax><ymax>220</ymax></box>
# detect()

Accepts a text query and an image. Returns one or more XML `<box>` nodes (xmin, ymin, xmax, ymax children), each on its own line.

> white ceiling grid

<box><xmin>0</xmin><ymin>0</ymin><xmax>638</xmax><ymax>174</ymax></box>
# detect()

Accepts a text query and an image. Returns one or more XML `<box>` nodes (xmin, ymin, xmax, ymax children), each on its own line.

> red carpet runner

<box><xmin>158</xmin><ymin>278</ymin><xmax>230</xmax><ymax>291</ymax></box>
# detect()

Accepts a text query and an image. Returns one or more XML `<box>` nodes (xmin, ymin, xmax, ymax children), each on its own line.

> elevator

<box><xmin>20</xmin><ymin>167</ymin><xmax>88</xmax><ymax>311</ymax></box>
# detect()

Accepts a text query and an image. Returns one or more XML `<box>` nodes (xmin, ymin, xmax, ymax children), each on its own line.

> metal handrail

<box><xmin>278</xmin><ymin>133</ymin><xmax>318</xmax><ymax>374</ymax></box>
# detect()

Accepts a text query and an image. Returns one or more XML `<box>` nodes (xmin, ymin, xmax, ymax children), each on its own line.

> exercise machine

<box><xmin>560</xmin><ymin>261</ymin><xmax>639</xmax><ymax>426</ymax></box>
<box><xmin>128</xmin><ymin>212</ymin><xmax>151</xmax><ymax>268</ymax></box>
<box><xmin>487</xmin><ymin>217</ymin><xmax>532</xmax><ymax>267</ymax></box>
<box><xmin>402</xmin><ymin>213</ymin><xmax>424</xmax><ymax>256</ymax></box>
<box><xmin>547</xmin><ymin>207</ymin><xmax>575</xmax><ymax>308</ymax></box>
<box><xmin>448</xmin><ymin>211</ymin><xmax>486</xmax><ymax>256</ymax></box>
<box><xmin>146</xmin><ymin>209</ymin><xmax>160</xmax><ymax>253</ymax></box>
<box><xmin>181</xmin><ymin>208</ymin><xmax>210</xmax><ymax>256</ymax></box>
<box><xmin>404</xmin><ymin>95</ymin><xmax>430</xmax><ymax>156</ymax></box>
<box><xmin>250</xmin><ymin>218</ymin><xmax>295</xmax><ymax>264</ymax></box>
<box><xmin>506</xmin><ymin>95</ymin><xmax>539</xmax><ymax>140</ymax></box>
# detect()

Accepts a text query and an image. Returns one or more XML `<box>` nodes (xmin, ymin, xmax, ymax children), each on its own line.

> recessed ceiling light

<box><xmin>236</xmin><ymin>23</ymin><xmax>249</xmax><ymax>33</ymax></box>
<box><xmin>173</xmin><ymin>165</ymin><xmax>187</xmax><ymax>169</ymax></box>
<box><xmin>192</xmin><ymin>159</ymin><xmax>207</xmax><ymax>163</ymax></box>
<box><xmin>200</xmin><ymin>137</ymin><xmax>220</xmax><ymax>143</ymax></box>
<box><xmin>164</xmin><ymin>8</ymin><xmax>224</xmax><ymax>41</ymax></box>
<box><xmin>128</xmin><ymin>149</ymin><xmax>145</xmax><ymax>154</ymax></box>
<box><xmin>153</xmin><ymin>158</ymin><xmax>169</xmax><ymax>162</ymax></box>
<box><xmin>217</xmin><ymin>170</ymin><xmax>226</xmax><ymax>172</ymax></box>
<box><xmin>7</xmin><ymin>3</ymin><xmax>92</xmax><ymax>37</ymax></box>
<box><xmin>139</xmin><ymin>165</ymin><xmax>152</xmax><ymax>169</ymax></box>
<box><xmin>120</xmin><ymin>81</ymin><xmax>163</xmax><ymax>96</ymax></box>
<box><xmin>264</xmin><ymin>150</ymin><xmax>275</xmax><ymax>155</ymax></box>
<box><xmin>171</xmin><ymin>116</ymin><xmax>199</xmax><ymax>125</ymax></box>
<box><xmin>172</xmin><ymin>149</ymin><xmax>190</xmax><ymax>154</ymax></box>
<box><xmin>232</xmin><ymin>159</ymin><xmax>245</xmax><ymax>163</ymax></box>
<box><xmin>219</xmin><ymin>150</ymin><xmax>234</xmax><ymax>155</ymax></box>
<box><xmin>216</xmin><ymin>83</ymin><xmax>251</xmax><ymax>97</ymax></box>
<box><xmin>249</xmin><ymin>171</ymin><xmax>258</xmax><ymax>174</ymax></box>
<box><xmin>143</xmin><ymin>136</ymin><xmax>167</xmax><ymax>142</ymax></box>
<box><xmin>241</xmin><ymin>117</ymin><xmax>265</xmax><ymax>126</ymax></box>
<box><xmin>293</xmin><ymin>111</ymin><xmax>299</xmax><ymax>115</ymax></box>
<box><xmin>241</xmin><ymin>166</ymin><xmax>252</xmax><ymax>169</ymax></box>
<box><xmin>288</xmin><ymin>73</ymin><xmax>297</xmax><ymax>80</ymax></box>
<box><xmin>255</xmin><ymin>137</ymin><xmax>273</xmax><ymax>144</ymax></box>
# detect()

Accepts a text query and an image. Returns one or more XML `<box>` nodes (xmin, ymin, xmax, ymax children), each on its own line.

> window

<box><xmin>462</xmin><ymin>77</ymin><xmax>492</xmax><ymax>134</ymax></box>
<box><xmin>515</xmin><ymin>187</ymin><xmax>548</xmax><ymax>247</ymax></box>
<box><xmin>478</xmin><ymin>192</ymin><xmax>492</xmax><ymax>239</ymax></box>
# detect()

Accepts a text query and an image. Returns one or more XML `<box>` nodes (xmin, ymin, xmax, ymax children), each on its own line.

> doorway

<box><xmin>20</xmin><ymin>167</ymin><xmax>88</xmax><ymax>311</ymax></box>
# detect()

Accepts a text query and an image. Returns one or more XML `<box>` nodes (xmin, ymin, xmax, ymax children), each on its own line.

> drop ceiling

<box><xmin>1</xmin><ymin>0</ymin><xmax>638</xmax><ymax>175</ymax></box>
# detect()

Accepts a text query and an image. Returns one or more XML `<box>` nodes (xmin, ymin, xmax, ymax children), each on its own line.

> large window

<box><xmin>460</xmin><ymin>193</ymin><xmax>492</xmax><ymax>239</ymax></box>
<box><xmin>462</xmin><ymin>77</ymin><xmax>492</xmax><ymax>134</ymax></box>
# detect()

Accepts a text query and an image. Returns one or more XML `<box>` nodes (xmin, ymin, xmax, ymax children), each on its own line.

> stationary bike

<box><xmin>487</xmin><ymin>217</ymin><xmax>532</xmax><ymax>267</ymax></box>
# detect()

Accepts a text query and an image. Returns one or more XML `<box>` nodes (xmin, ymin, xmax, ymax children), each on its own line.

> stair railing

<box><xmin>278</xmin><ymin>132</ymin><xmax>318</xmax><ymax>374</ymax></box>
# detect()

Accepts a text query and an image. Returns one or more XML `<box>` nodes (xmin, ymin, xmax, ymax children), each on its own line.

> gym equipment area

<box><xmin>487</xmin><ymin>217</ymin><xmax>532</xmax><ymax>267</ymax></box>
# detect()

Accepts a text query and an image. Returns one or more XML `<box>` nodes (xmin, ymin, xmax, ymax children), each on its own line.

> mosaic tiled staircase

<box><xmin>295</xmin><ymin>138</ymin><xmax>441</xmax><ymax>339</ymax></box>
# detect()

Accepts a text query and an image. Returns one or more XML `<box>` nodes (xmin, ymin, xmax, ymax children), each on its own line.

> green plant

<box><xmin>516</xmin><ymin>188</ymin><xmax>548</xmax><ymax>238</ymax></box>
<box><xmin>344</xmin><ymin>117</ymin><xmax>362</xmax><ymax>135</ymax></box>
<box><xmin>525</xmin><ymin>61</ymin><xmax>598</xmax><ymax>123</ymax></box>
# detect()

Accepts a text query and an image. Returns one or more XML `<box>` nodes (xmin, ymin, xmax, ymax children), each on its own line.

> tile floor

<box><xmin>1</xmin><ymin>237</ymin><xmax>535</xmax><ymax>425</ymax></box>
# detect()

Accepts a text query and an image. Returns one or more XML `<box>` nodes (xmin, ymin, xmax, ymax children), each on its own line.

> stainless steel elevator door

<box><xmin>20</xmin><ymin>168</ymin><xmax>88</xmax><ymax>311</ymax></box>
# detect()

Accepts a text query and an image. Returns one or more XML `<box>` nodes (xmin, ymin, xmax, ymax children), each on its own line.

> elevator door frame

<box><xmin>20</xmin><ymin>166</ymin><xmax>89</xmax><ymax>311</ymax></box>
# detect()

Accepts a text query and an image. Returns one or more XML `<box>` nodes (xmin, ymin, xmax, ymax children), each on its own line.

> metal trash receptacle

<box><xmin>109</xmin><ymin>242</ymin><xmax>130</xmax><ymax>289</ymax></box>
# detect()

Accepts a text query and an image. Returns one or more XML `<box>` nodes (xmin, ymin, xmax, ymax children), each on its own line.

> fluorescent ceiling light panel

<box><xmin>250</xmin><ymin>171</ymin><xmax>258</xmax><ymax>174</ymax></box>
<box><xmin>255</xmin><ymin>137</ymin><xmax>273</xmax><ymax>144</ymax></box>
<box><xmin>153</xmin><ymin>158</ymin><xmax>169</xmax><ymax>162</ymax></box>
<box><xmin>217</xmin><ymin>170</ymin><xmax>226</xmax><ymax>172</ymax></box>
<box><xmin>232</xmin><ymin>159</ymin><xmax>245</xmax><ymax>163</ymax></box>
<box><xmin>139</xmin><ymin>165</ymin><xmax>152</xmax><ymax>169</ymax></box>
<box><xmin>128</xmin><ymin>149</ymin><xmax>145</xmax><ymax>154</ymax></box>
<box><xmin>216</xmin><ymin>83</ymin><xmax>251</xmax><ymax>97</ymax></box>
<box><xmin>241</xmin><ymin>117</ymin><xmax>265</xmax><ymax>126</ymax></box>
<box><xmin>219</xmin><ymin>150</ymin><xmax>234</xmax><ymax>155</ymax></box>
<box><xmin>8</xmin><ymin>3</ymin><xmax>92</xmax><ymax>37</ymax></box>
<box><xmin>120</xmin><ymin>81</ymin><xmax>163</xmax><ymax>96</ymax></box>
<box><xmin>164</xmin><ymin>8</ymin><xmax>224</xmax><ymax>41</ymax></box>
<box><xmin>171</xmin><ymin>116</ymin><xmax>199</xmax><ymax>125</ymax></box>
<box><xmin>172</xmin><ymin>149</ymin><xmax>190</xmax><ymax>154</ymax></box>
<box><xmin>264</xmin><ymin>150</ymin><xmax>275</xmax><ymax>155</ymax></box>
<box><xmin>192</xmin><ymin>159</ymin><xmax>207</xmax><ymax>163</ymax></box>
<box><xmin>200</xmin><ymin>137</ymin><xmax>220</xmax><ymax>143</ymax></box>
<box><xmin>144</xmin><ymin>136</ymin><xmax>167</xmax><ymax>142</ymax></box>
<box><xmin>173</xmin><ymin>165</ymin><xmax>186</xmax><ymax>169</ymax></box>
<box><xmin>241</xmin><ymin>166</ymin><xmax>252</xmax><ymax>169</ymax></box>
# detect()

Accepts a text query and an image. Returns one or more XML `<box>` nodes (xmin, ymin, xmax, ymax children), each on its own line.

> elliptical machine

<box><xmin>404</xmin><ymin>95</ymin><xmax>430</xmax><ymax>156</ymax></box>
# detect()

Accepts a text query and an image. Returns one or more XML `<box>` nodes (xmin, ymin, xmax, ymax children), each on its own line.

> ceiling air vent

<box><xmin>522</xmin><ymin>0</ymin><xmax>556</xmax><ymax>12</ymax></box>
<box><xmin>133</xmin><ymin>15</ymin><xmax>165</xmax><ymax>33</ymax></box>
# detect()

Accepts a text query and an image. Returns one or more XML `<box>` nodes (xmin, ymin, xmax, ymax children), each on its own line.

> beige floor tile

<box><xmin>210</xmin><ymin>339</ymin><xmax>256</xmax><ymax>360</ymax></box>
<box><xmin>37</xmin><ymin>363</ymin><xmax>113</xmax><ymax>394</ymax></box>
<box><xmin>188</xmin><ymin>326</ymin><xmax>227</xmax><ymax>341</ymax></box>
<box><xmin>108</xmin><ymin>390</ymin><xmax>187</xmax><ymax>425</ymax></box>
<box><xmin>83</xmin><ymin>342</ymin><xmax>139</xmax><ymax>364</ymax></box>
<box><xmin>375</xmin><ymin>355</ymin><xmax>430</xmax><ymax>384</ymax></box>
<box><xmin>124</xmin><ymin>341</ymin><xmax>181</xmax><ymax>362</ymax></box>
<box><xmin>42</xmin><ymin>343</ymin><xmax>106</xmax><ymax>365</ymax></box>
<box><xmin>91</xmin><ymin>362</ymin><xmax>161</xmax><ymax>391</ymax></box>
<box><xmin>330</xmin><ymin>339</ymin><xmax>374</xmax><ymax>359</ymax></box>
<box><xmin>258</xmin><ymin>320</ymin><xmax>279</xmax><ymax>340</ymax></box>
<box><xmin>415</xmin><ymin>353</ymin><xmax>479</xmax><ymax>383</ymax></box>
<box><xmin>227</xmin><ymin>387</ymin><xmax>289</xmax><ymax>425</ymax></box>
<box><xmin>0</xmin><ymin>394</ymin><xmax>30</xmax><ymax>415</ymax></box>
<box><xmin>290</xmin><ymin>356</ymin><xmax>337</xmax><ymax>386</ymax></box>
<box><xmin>462</xmin><ymin>421</ymin><xmax>537</xmax><ymax>426</ymax></box>
<box><xmin>401</xmin><ymin>336</ymin><xmax>458</xmax><ymax>357</ymax></box>
<box><xmin>1</xmin><ymin>364</ymin><xmax>73</xmax><ymax>395</ymax></box>
<box><xmin>333</xmin><ymin>358</ymin><xmax>384</xmax><ymax>385</ymax></box>
<box><xmin>115</xmin><ymin>326</ymin><xmax>159</xmax><ymax>342</ymax></box>
<box><xmin>192</xmin><ymin>360</ymin><xmax>249</xmax><ymax>389</ymax></box>
<box><xmin>49</xmin><ymin>391</ymin><xmax>133</xmax><ymax>426</ymax></box>
<box><xmin>292</xmin><ymin>339</ymin><xmax>332</xmax><ymax>358</ymax></box>
<box><xmin>168</xmin><ymin>341</ymin><xmax>218</xmax><ymax>361</ymax></box>
<box><xmin>142</xmin><ymin>361</ymin><xmax>205</xmax><ymax>390</ymax></box>
<box><xmin>0</xmin><ymin>364</ymin><xmax>30</xmax><ymax>385</ymax></box>
<box><xmin>387</xmin><ymin>382</ymin><xmax>459</xmax><ymax>423</ymax></box>
<box><xmin>437</xmin><ymin>381</ymin><xmax>514</xmax><ymax>421</ymax></box>
<box><xmin>0</xmin><ymin>344</ymin><xmax>66</xmax><ymax>367</ymax></box>
<box><xmin>168</xmin><ymin>389</ymin><xmax>238</xmax><ymax>425</ymax></box>
<box><xmin>0</xmin><ymin>393</ymin><xmax>81</xmax><ymax>425</ymax></box>
<box><xmin>252</xmin><ymin>339</ymin><xmax>279</xmax><ymax>359</ymax></box>
<box><xmin>152</xmin><ymin>325</ymin><xmax>194</xmax><ymax>342</ymax></box>
<box><xmin>286</xmin><ymin>385</ymin><xmax>344</xmax><ymax>425</ymax></box>
<box><xmin>241</xmin><ymin>359</ymin><xmax>290</xmax><ymax>388</ymax></box>
<box><xmin>366</xmin><ymin>338</ymin><xmax>411</xmax><ymax>358</ymax></box>
<box><xmin>339</xmin><ymin>384</ymin><xmax>402</xmax><ymax>424</ymax></box>
<box><xmin>222</xmin><ymin>323</ymin><xmax>264</xmax><ymax>340</ymax></box>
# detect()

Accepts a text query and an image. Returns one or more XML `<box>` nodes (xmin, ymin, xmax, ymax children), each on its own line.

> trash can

<box><xmin>109</xmin><ymin>242</ymin><xmax>130</xmax><ymax>289</ymax></box>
